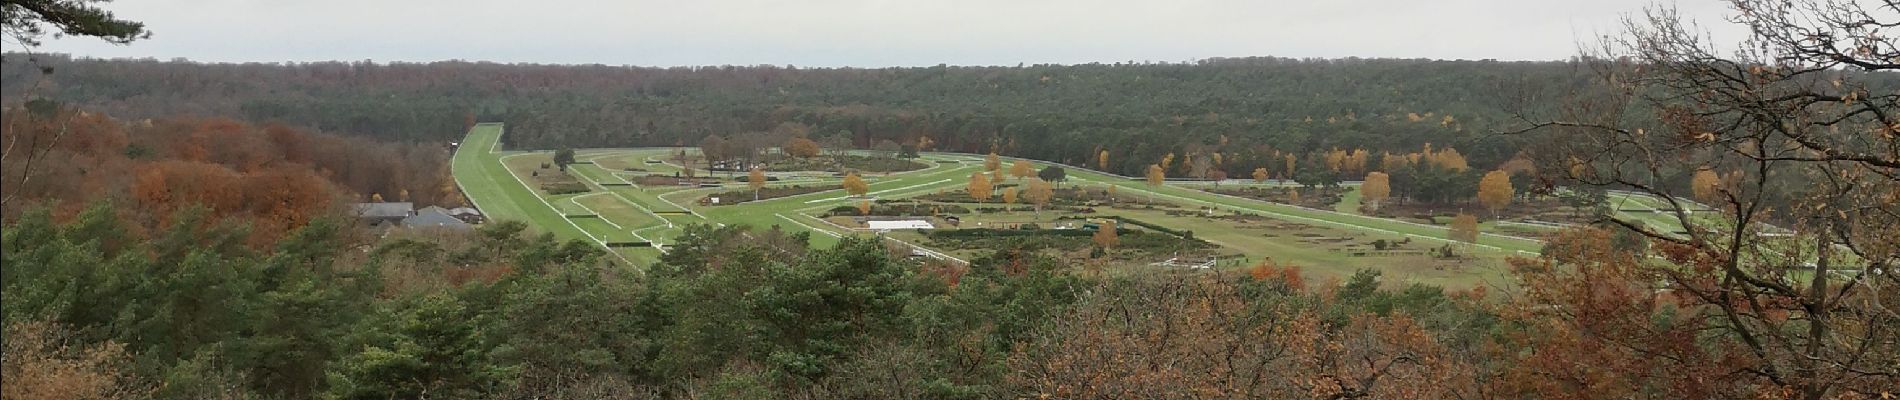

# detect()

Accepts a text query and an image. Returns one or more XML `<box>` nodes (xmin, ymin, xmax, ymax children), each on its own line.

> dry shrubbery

<box><xmin>2</xmin><ymin>321</ymin><xmax>150</xmax><ymax>400</ymax></box>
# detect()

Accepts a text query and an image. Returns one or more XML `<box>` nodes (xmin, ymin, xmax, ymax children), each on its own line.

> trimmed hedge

<box><xmin>1057</xmin><ymin>215</ymin><xmax>1202</xmax><ymax>242</ymax></box>
<box><xmin>927</xmin><ymin>228</ymin><xmax>1093</xmax><ymax>239</ymax></box>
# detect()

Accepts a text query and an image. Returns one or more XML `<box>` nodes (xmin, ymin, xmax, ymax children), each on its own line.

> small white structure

<box><xmin>866</xmin><ymin>220</ymin><xmax>935</xmax><ymax>230</ymax></box>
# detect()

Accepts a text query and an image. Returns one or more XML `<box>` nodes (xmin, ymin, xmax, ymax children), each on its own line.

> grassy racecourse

<box><xmin>455</xmin><ymin>124</ymin><xmax>1563</xmax><ymax>275</ymax></box>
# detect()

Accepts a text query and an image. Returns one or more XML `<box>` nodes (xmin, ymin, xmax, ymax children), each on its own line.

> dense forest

<box><xmin>0</xmin><ymin>55</ymin><xmax>1602</xmax><ymax>174</ymax></box>
<box><xmin>0</xmin><ymin>101</ymin><xmax>459</xmax><ymax>244</ymax></box>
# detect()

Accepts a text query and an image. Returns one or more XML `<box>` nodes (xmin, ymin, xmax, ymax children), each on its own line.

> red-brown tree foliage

<box><xmin>3</xmin><ymin>107</ymin><xmax>454</xmax><ymax>245</ymax></box>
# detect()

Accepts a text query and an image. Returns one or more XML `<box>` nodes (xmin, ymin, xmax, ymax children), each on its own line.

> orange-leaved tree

<box><xmin>1448</xmin><ymin>213</ymin><xmax>1479</xmax><ymax>243</ymax></box>
<box><xmin>748</xmin><ymin>166</ymin><xmax>766</xmax><ymax>200</ymax></box>
<box><xmin>784</xmin><ymin>137</ymin><xmax>821</xmax><ymax>158</ymax></box>
<box><xmin>1477</xmin><ymin>170</ymin><xmax>1513</xmax><ymax>216</ymax></box>
<box><xmin>967</xmin><ymin>171</ymin><xmax>992</xmax><ymax>202</ymax></box>
<box><xmin>1091</xmin><ymin>220</ymin><xmax>1118</xmax><ymax>250</ymax></box>
<box><xmin>1025</xmin><ymin>178</ymin><xmax>1054</xmax><ymax>215</ymax></box>
<box><xmin>1010</xmin><ymin>159</ymin><xmax>1034</xmax><ymax>181</ymax></box>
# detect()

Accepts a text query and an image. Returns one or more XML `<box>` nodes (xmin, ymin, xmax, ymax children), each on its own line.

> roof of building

<box><xmin>353</xmin><ymin>202</ymin><xmax>415</xmax><ymax>218</ymax></box>
<box><xmin>402</xmin><ymin>209</ymin><xmax>471</xmax><ymax>229</ymax></box>
<box><xmin>866</xmin><ymin>220</ymin><xmax>935</xmax><ymax>230</ymax></box>
<box><xmin>447</xmin><ymin>207</ymin><xmax>482</xmax><ymax>216</ymax></box>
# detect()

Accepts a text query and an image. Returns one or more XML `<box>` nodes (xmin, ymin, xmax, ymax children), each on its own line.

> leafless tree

<box><xmin>1509</xmin><ymin>1</ymin><xmax>1898</xmax><ymax>398</ymax></box>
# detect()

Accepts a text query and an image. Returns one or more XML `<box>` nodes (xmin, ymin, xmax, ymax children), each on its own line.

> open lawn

<box><xmin>455</xmin><ymin>124</ymin><xmax>1557</xmax><ymax>282</ymax></box>
<box><xmin>450</xmin><ymin>124</ymin><xmax>592</xmax><ymax>242</ymax></box>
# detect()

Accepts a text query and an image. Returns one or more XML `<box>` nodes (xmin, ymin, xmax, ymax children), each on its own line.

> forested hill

<box><xmin>2</xmin><ymin>55</ymin><xmax>1595</xmax><ymax>173</ymax></box>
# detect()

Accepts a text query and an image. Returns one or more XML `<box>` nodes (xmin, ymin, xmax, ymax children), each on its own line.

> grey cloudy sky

<box><xmin>31</xmin><ymin>0</ymin><xmax>1749</xmax><ymax>67</ymax></box>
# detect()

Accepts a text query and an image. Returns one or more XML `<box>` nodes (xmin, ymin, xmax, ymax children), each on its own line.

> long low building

<box><xmin>865</xmin><ymin>220</ymin><xmax>934</xmax><ymax>230</ymax></box>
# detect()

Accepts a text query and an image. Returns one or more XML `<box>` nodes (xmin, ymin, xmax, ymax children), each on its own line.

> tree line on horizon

<box><xmin>2</xmin><ymin>55</ymin><xmax>1618</xmax><ymax>172</ymax></box>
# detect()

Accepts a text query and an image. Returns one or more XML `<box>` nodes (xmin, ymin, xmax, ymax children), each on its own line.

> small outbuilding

<box><xmin>352</xmin><ymin>202</ymin><xmax>415</xmax><ymax>227</ymax></box>
<box><xmin>402</xmin><ymin>208</ymin><xmax>471</xmax><ymax>230</ymax></box>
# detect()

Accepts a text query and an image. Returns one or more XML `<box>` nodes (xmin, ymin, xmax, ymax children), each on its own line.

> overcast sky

<box><xmin>29</xmin><ymin>0</ymin><xmax>1750</xmax><ymax>67</ymax></box>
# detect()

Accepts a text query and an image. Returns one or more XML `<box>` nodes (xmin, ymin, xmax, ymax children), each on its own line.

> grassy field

<box><xmin>1034</xmin><ymin>163</ymin><xmax>1547</xmax><ymax>255</ymax></box>
<box><xmin>450</xmin><ymin>124</ymin><xmax>591</xmax><ymax>241</ymax></box>
<box><xmin>455</xmin><ymin>124</ymin><xmax>1560</xmax><ymax>283</ymax></box>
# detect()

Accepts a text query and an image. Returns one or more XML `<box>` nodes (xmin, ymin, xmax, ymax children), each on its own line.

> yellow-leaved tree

<box><xmin>1011</xmin><ymin>159</ymin><xmax>1034</xmax><ymax>181</ymax></box>
<box><xmin>1098</xmin><ymin>150</ymin><xmax>1110</xmax><ymax>170</ymax></box>
<box><xmin>1025</xmin><ymin>178</ymin><xmax>1054</xmax><ymax>215</ymax></box>
<box><xmin>1001</xmin><ymin>187</ymin><xmax>1019</xmax><ymax>205</ymax></box>
<box><xmin>1448</xmin><ymin>213</ymin><xmax>1479</xmax><ymax>243</ymax></box>
<box><xmin>1252</xmin><ymin>167</ymin><xmax>1268</xmax><ymax>183</ymax></box>
<box><xmin>985</xmin><ymin>151</ymin><xmax>1001</xmax><ymax>172</ymax></box>
<box><xmin>1477</xmin><ymin>170</ymin><xmax>1513</xmax><ymax>216</ymax></box>
<box><xmin>748</xmin><ymin>166</ymin><xmax>766</xmax><ymax>200</ymax></box>
<box><xmin>967</xmin><ymin>171</ymin><xmax>993</xmax><ymax>202</ymax></box>
<box><xmin>842</xmin><ymin>172</ymin><xmax>869</xmax><ymax>197</ymax></box>
<box><xmin>1092</xmin><ymin>220</ymin><xmax>1118</xmax><ymax>250</ymax></box>
<box><xmin>1362</xmin><ymin>172</ymin><xmax>1390</xmax><ymax>211</ymax></box>
<box><xmin>1691</xmin><ymin>167</ymin><xmax>1722</xmax><ymax>203</ymax></box>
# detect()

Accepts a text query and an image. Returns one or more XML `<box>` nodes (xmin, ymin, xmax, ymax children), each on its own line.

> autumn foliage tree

<box><xmin>1</xmin><ymin>321</ymin><xmax>150</xmax><ymax>400</ymax></box>
<box><xmin>841</xmin><ymin>172</ymin><xmax>869</xmax><ymax>197</ymax></box>
<box><xmin>1008</xmin><ymin>276</ymin><xmax>1469</xmax><ymax>399</ymax></box>
<box><xmin>1689</xmin><ymin>167</ymin><xmax>1722</xmax><ymax>204</ymax></box>
<box><xmin>1024</xmin><ymin>178</ymin><xmax>1054</xmax><ymax>215</ymax></box>
<box><xmin>1091</xmin><ymin>220</ymin><xmax>1118</xmax><ymax>249</ymax></box>
<box><xmin>748</xmin><ymin>166</ymin><xmax>766</xmax><ymax>200</ymax></box>
<box><xmin>1361</xmin><ymin>172</ymin><xmax>1391</xmax><ymax>211</ymax></box>
<box><xmin>1010</xmin><ymin>159</ymin><xmax>1033</xmax><ymax>181</ymax></box>
<box><xmin>1000</xmin><ymin>187</ymin><xmax>1018</xmax><ymax>205</ymax></box>
<box><xmin>1509</xmin><ymin>2</ymin><xmax>1900</xmax><ymax>396</ymax></box>
<box><xmin>1477</xmin><ymin>170</ymin><xmax>1513</xmax><ymax>216</ymax></box>
<box><xmin>967</xmin><ymin>171</ymin><xmax>993</xmax><ymax>202</ymax></box>
<box><xmin>1447</xmin><ymin>213</ymin><xmax>1478</xmax><ymax>243</ymax></box>
<box><xmin>1</xmin><ymin>108</ymin><xmax>448</xmax><ymax>245</ymax></box>
<box><xmin>984</xmin><ymin>151</ymin><xmax>1001</xmax><ymax>172</ymax></box>
<box><xmin>784</xmin><ymin>137</ymin><xmax>821</xmax><ymax>158</ymax></box>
